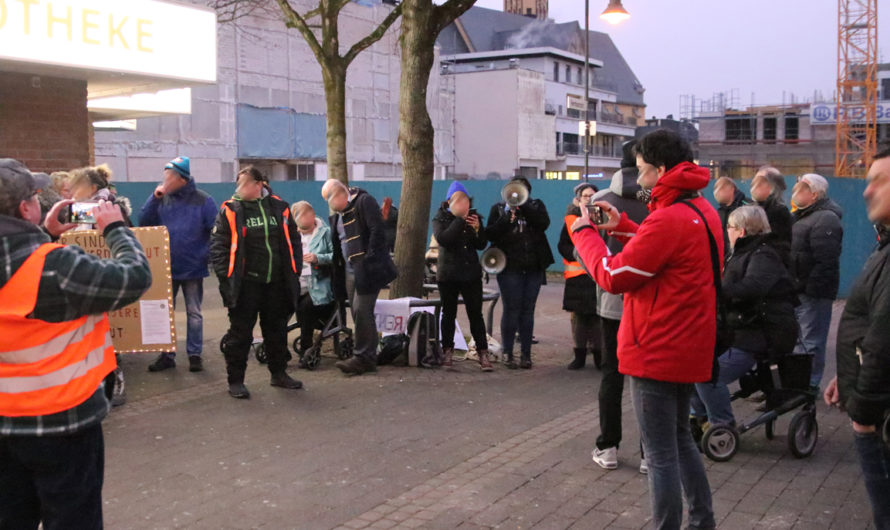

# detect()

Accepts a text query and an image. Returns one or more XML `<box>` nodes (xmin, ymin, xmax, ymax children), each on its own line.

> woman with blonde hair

<box><xmin>290</xmin><ymin>200</ymin><xmax>335</xmax><ymax>367</ymax></box>
<box><xmin>68</xmin><ymin>164</ymin><xmax>132</xmax><ymax>225</ymax></box>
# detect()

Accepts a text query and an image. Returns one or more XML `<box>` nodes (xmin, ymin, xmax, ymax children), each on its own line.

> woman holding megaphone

<box><xmin>433</xmin><ymin>182</ymin><xmax>492</xmax><ymax>371</ymax></box>
<box><xmin>486</xmin><ymin>176</ymin><xmax>554</xmax><ymax>369</ymax></box>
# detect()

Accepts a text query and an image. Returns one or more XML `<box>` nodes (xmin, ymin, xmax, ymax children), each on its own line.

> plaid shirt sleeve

<box><xmin>33</xmin><ymin>223</ymin><xmax>152</xmax><ymax>323</ymax></box>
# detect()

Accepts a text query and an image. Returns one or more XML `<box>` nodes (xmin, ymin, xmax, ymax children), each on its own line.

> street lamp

<box><xmin>600</xmin><ymin>0</ymin><xmax>631</xmax><ymax>25</ymax></box>
<box><xmin>584</xmin><ymin>0</ymin><xmax>630</xmax><ymax>181</ymax></box>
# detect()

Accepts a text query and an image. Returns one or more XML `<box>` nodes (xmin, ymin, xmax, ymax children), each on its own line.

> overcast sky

<box><xmin>473</xmin><ymin>0</ymin><xmax>889</xmax><ymax>118</ymax></box>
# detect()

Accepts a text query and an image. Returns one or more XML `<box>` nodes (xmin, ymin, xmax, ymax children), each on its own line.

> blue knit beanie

<box><xmin>446</xmin><ymin>180</ymin><xmax>468</xmax><ymax>201</ymax></box>
<box><xmin>164</xmin><ymin>156</ymin><xmax>191</xmax><ymax>181</ymax></box>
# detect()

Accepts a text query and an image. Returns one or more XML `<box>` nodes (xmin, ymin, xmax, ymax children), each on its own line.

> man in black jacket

<box><xmin>714</xmin><ymin>176</ymin><xmax>750</xmax><ymax>255</ymax></box>
<box><xmin>825</xmin><ymin>147</ymin><xmax>890</xmax><ymax>530</ymax></box>
<box><xmin>486</xmin><ymin>176</ymin><xmax>553</xmax><ymax>369</ymax></box>
<box><xmin>751</xmin><ymin>166</ymin><xmax>792</xmax><ymax>266</ymax></box>
<box><xmin>322</xmin><ymin>179</ymin><xmax>397</xmax><ymax>375</ymax></box>
<box><xmin>210</xmin><ymin>167</ymin><xmax>304</xmax><ymax>398</ymax></box>
<box><xmin>790</xmin><ymin>173</ymin><xmax>843</xmax><ymax>389</ymax></box>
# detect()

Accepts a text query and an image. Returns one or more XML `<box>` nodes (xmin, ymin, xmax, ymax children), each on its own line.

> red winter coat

<box><xmin>571</xmin><ymin>162</ymin><xmax>724</xmax><ymax>383</ymax></box>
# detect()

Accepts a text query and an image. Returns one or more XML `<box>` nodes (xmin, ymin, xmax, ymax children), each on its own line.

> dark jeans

<box><xmin>854</xmin><ymin>431</ymin><xmax>890</xmax><ymax>530</ymax></box>
<box><xmin>0</xmin><ymin>424</ymin><xmax>105</xmax><ymax>530</ymax></box>
<box><xmin>438</xmin><ymin>279</ymin><xmax>487</xmax><ymax>350</ymax></box>
<box><xmin>222</xmin><ymin>280</ymin><xmax>290</xmax><ymax>384</ymax></box>
<box><xmin>571</xmin><ymin>312</ymin><xmax>601</xmax><ymax>352</ymax></box>
<box><xmin>691</xmin><ymin>347</ymin><xmax>757</xmax><ymax>426</ymax></box>
<box><xmin>597</xmin><ymin>317</ymin><xmax>623</xmax><ymax>450</ymax></box>
<box><xmin>172</xmin><ymin>279</ymin><xmax>204</xmax><ymax>357</ymax></box>
<box><xmin>793</xmin><ymin>294</ymin><xmax>833</xmax><ymax>388</ymax></box>
<box><xmin>345</xmin><ymin>273</ymin><xmax>379</xmax><ymax>362</ymax></box>
<box><xmin>497</xmin><ymin>270</ymin><xmax>544</xmax><ymax>357</ymax></box>
<box><xmin>296</xmin><ymin>294</ymin><xmax>334</xmax><ymax>351</ymax></box>
<box><xmin>631</xmin><ymin>377</ymin><xmax>715</xmax><ymax>530</ymax></box>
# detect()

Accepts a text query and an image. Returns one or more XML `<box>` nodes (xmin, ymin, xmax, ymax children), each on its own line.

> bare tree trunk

<box><xmin>323</xmin><ymin>62</ymin><xmax>349</xmax><ymax>183</ymax></box>
<box><xmin>389</xmin><ymin>0</ymin><xmax>475</xmax><ymax>299</ymax></box>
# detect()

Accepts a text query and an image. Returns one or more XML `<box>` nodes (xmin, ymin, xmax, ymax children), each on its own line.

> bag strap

<box><xmin>679</xmin><ymin>200</ymin><xmax>721</xmax><ymax>294</ymax></box>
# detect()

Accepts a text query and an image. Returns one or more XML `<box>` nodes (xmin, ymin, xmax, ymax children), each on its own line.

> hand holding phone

<box><xmin>586</xmin><ymin>204</ymin><xmax>608</xmax><ymax>225</ymax></box>
<box><xmin>68</xmin><ymin>201</ymin><xmax>98</xmax><ymax>224</ymax></box>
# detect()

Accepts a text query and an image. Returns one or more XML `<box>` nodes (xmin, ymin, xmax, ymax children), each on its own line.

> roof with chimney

<box><xmin>437</xmin><ymin>6</ymin><xmax>645</xmax><ymax>107</ymax></box>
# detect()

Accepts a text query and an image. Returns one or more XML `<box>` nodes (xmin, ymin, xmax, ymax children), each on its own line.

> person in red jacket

<box><xmin>571</xmin><ymin>129</ymin><xmax>719</xmax><ymax>530</ymax></box>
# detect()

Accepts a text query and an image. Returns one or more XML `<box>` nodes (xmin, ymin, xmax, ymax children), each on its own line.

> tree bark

<box><xmin>389</xmin><ymin>0</ymin><xmax>476</xmax><ymax>299</ymax></box>
<box><xmin>322</xmin><ymin>61</ymin><xmax>349</xmax><ymax>184</ymax></box>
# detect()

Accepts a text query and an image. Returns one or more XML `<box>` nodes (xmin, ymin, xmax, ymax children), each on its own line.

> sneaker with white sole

<box><xmin>591</xmin><ymin>446</ymin><xmax>618</xmax><ymax>470</ymax></box>
<box><xmin>639</xmin><ymin>458</ymin><xmax>648</xmax><ymax>475</ymax></box>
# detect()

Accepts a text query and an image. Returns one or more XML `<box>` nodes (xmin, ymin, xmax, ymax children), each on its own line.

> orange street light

<box><xmin>600</xmin><ymin>0</ymin><xmax>630</xmax><ymax>25</ymax></box>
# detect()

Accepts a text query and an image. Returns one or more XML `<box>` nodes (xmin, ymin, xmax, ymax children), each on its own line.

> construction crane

<box><xmin>835</xmin><ymin>0</ymin><xmax>878</xmax><ymax>178</ymax></box>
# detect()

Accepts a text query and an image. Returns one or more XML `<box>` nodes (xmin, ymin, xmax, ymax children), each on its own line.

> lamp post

<box><xmin>584</xmin><ymin>0</ymin><xmax>630</xmax><ymax>182</ymax></box>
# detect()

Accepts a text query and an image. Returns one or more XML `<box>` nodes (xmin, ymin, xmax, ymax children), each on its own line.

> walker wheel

<box><xmin>299</xmin><ymin>346</ymin><xmax>321</xmax><ymax>371</ymax></box>
<box><xmin>702</xmin><ymin>424</ymin><xmax>740</xmax><ymax>462</ymax></box>
<box><xmin>336</xmin><ymin>336</ymin><xmax>354</xmax><ymax>360</ymax></box>
<box><xmin>788</xmin><ymin>410</ymin><xmax>818</xmax><ymax>458</ymax></box>
<box><xmin>252</xmin><ymin>342</ymin><xmax>268</xmax><ymax>364</ymax></box>
<box><xmin>292</xmin><ymin>337</ymin><xmax>302</xmax><ymax>357</ymax></box>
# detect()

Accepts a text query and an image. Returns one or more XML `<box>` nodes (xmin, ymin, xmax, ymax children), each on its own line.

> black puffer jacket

<box><xmin>791</xmin><ymin>197</ymin><xmax>843</xmax><ymax>299</ymax></box>
<box><xmin>486</xmin><ymin>198</ymin><xmax>553</xmax><ymax>273</ymax></box>
<box><xmin>432</xmin><ymin>204</ymin><xmax>486</xmax><ymax>283</ymax></box>
<box><xmin>723</xmin><ymin>233</ymin><xmax>799</xmax><ymax>358</ymax></box>
<box><xmin>557</xmin><ymin>205</ymin><xmax>598</xmax><ymax>314</ymax></box>
<box><xmin>717</xmin><ymin>188</ymin><xmax>750</xmax><ymax>231</ymax></box>
<box><xmin>836</xmin><ymin>226</ymin><xmax>890</xmax><ymax>426</ymax></box>
<box><xmin>757</xmin><ymin>194</ymin><xmax>793</xmax><ymax>267</ymax></box>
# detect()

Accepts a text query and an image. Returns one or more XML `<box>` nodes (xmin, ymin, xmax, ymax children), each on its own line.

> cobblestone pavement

<box><xmin>103</xmin><ymin>279</ymin><xmax>874</xmax><ymax>529</ymax></box>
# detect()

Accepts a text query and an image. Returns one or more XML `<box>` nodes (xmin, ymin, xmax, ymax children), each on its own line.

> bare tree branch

<box><xmin>274</xmin><ymin>0</ymin><xmax>326</xmax><ymax>61</ymax></box>
<box><xmin>433</xmin><ymin>0</ymin><xmax>475</xmax><ymax>34</ymax></box>
<box><xmin>342</xmin><ymin>2</ymin><xmax>403</xmax><ymax>66</ymax></box>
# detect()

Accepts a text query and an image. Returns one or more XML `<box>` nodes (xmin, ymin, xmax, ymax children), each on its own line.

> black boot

<box><xmin>335</xmin><ymin>356</ymin><xmax>377</xmax><ymax>376</ymax></box>
<box><xmin>519</xmin><ymin>352</ymin><xmax>532</xmax><ymax>369</ymax></box>
<box><xmin>568</xmin><ymin>348</ymin><xmax>586</xmax><ymax>370</ymax></box>
<box><xmin>504</xmin><ymin>353</ymin><xmax>518</xmax><ymax>370</ymax></box>
<box><xmin>270</xmin><ymin>371</ymin><xmax>303</xmax><ymax>389</ymax></box>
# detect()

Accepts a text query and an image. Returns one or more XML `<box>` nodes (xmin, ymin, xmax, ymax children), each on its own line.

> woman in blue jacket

<box><xmin>291</xmin><ymin>201</ymin><xmax>336</xmax><ymax>362</ymax></box>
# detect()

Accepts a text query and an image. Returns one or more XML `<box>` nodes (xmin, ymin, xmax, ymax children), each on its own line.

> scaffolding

<box><xmin>836</xmin><ymin>0</ymin><xmax>878</xmax><ymax>178</ymax></box>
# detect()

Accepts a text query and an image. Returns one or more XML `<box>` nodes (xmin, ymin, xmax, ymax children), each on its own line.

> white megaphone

<box><xmin>501</xmin><ymin>181</ymin><xmax>529</xmax><ymax>208</ymax></box>
<box><xmin>480</xmin><ymin>247</ymin><xmax>506</xmax><ymax>275</ymax></box>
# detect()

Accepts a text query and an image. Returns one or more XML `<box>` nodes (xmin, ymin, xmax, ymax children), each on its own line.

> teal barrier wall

<box><xmin>115</xmin><ymin>175</ymin><xmax>874</xmax><ymax>298</ymax></box>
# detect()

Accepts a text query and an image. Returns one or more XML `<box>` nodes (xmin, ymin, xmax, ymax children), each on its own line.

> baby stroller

<box><xmin>699</xmin><ymin>354</ymin><xmax>818</xmax><ymax>462</ymax></box>
<box><xmin>252</xmin><ymin>301</ymin><xmax>353</xmax><ymax>371</ymax></box>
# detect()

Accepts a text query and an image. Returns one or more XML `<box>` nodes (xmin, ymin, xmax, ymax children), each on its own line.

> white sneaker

<box><xmin>591</xmin><ymin>446</ymin><xmax>618</xmax><ymax>470</ymax></box>
<box><xmin>639</xmin><ymin>458</ymin><xmax>648</xmax><ymax>475</ymax></box>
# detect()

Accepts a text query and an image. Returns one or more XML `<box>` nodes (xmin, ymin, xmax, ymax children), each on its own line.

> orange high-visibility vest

<box><xmin>0</xmin><ymin>243</ymin><xmax>116</xmax><ymax>417</ymax></box>
<box><xmin>221</xmin><ymin>198</ymin><xmax>299</xmax><ymax>278</ymax></box>
<box><xmin>563</xmin><ymin>214</ymin><xmax>587</xmax><ymax>279</ymax></box>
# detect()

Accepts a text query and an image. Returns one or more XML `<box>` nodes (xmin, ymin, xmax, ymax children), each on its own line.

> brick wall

<box><xmin>0</xmin><ymin>72</ymin><xmax>92</xmax><ymax>173</ymax></box>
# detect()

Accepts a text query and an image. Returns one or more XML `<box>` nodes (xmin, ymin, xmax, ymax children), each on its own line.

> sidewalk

<box><xmin>103</xmin><ymin>280</ymin><xmax>874</xmax><ymax>529</ymax></box>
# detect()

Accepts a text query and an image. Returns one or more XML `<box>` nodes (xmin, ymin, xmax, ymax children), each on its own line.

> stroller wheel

<box><xmin>336</xmin><ymin>336</ymin><xmax>354</xmax><ymax>360</ymax></box>
<box><xmin>702</xmin><ymin>424</ymin><xmax>740</xmax><ymax>462</ymax></box>
<box><xmin>252</xmin><ymin>342</ymin><xmax>268</xmax><ymax>364</ymax></box>
<box><xmin>292</xmin><ymin>337</ymin><xmax>302</xmax><ymax>357</ymax></box>
<box><xmin>299</xmin><ymin>346</ymin><xmax>321</xmax><ymax>371</ymax></box>
<box><xmin>788</xmin><ymin>410</ymin><xmax>818</xmax><ymax>458</ymax></box>
<box><xmin>765</xmin><ymin>419</ymin><xmax>775</xmax><ymax>440</ymax></box>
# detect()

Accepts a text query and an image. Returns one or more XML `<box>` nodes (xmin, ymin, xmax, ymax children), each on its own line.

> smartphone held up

<box><xmin>586</xmin><ymin>204</ymin><xmax>608</xmax><ymax>225</ymax></box>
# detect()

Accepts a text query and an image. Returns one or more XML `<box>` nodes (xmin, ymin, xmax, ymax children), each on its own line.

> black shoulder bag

<box><xmin>680</xmin><ymin>200</ymin><xmax>733</xmax><ymax>384</ymax></box>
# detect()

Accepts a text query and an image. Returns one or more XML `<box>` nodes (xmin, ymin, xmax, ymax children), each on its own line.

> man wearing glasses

<box><xmin>322</xmin><ymin>180</ymin><xmax>397</xmax><ymax>375</ymax></box>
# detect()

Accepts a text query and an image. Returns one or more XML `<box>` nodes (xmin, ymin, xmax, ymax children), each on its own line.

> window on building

<box><xmin>882</xmin><ymin>78</ymin><xmax>890</xmax><ymax>100</ymax></box>
<box><xmin>553</xmin><ymin>61</ymin><xmax>559</xmax><ymax>82</ymax></box>
<box><xmin>763</xmin><ymin>117</ymin><xmax>777</xmax><ymax>143</ymax></box>
<box><xmin>725</xmin><ymin>115</ymin><xmax>755</xmax><ymax>143</ymax></box>
<box><xmin>576</xmin><ymin>67</ymin><xmax>582</xmax><ymax>85</ymax></box>
<box><xmin>785</xmin><ymin>115</ymin><xmax>799</xmax><ymax>142</ymax></box>
<box><xmin>565</xmin><ymin>64</ymin><xmax>571</xmax><ymax>84</ymax></box>
<box><xmin>544</xmin><ymin>171</ymin><xmax>563</xmax><ymax>180</ymax></box>
<box><xmin>286</xmin><ymin>163</ymin><xmax>316</xmax><ymax>181</ymax></box>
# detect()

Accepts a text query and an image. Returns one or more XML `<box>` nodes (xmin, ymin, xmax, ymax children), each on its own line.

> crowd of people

<box><xmin>2</xmin><ymin>126</ymin><xmax>889</xmax><ymax>529</ymax></box>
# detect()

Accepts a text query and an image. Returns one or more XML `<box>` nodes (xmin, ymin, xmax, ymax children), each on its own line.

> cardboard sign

<box><xmin>60</xmin><ymin>227</ymin><xmax>176</xmax><ymax>353</ymax></box>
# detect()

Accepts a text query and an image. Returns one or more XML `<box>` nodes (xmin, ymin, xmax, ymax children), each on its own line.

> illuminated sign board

<box><xmin>809</xmin><ymin>103</ymin><xmax>890</xmax><ymax>124</ymax></box>
<box><xmin>0</xmin><ymin>0</ymin><xmax>216</xmax><ymax>84</ymax></box>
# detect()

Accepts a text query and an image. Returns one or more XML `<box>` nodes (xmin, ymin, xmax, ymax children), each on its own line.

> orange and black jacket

<box><xmin>209</xmin><ymin>193</ymin><xmax>301</xmax><ymax>309</ymax></box>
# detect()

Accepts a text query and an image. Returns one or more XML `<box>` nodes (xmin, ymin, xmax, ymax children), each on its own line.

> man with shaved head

<box><xmin>322</xmin><ymin>179</ymin><xmax>397</xmax><ymax>375</ymax></box>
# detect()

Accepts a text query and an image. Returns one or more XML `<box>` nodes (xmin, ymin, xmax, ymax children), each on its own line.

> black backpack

<box><xmin>406</xmin><ymin>311</ymin><xmax>442</xmax><ymax>368</ymax></box>
<box><xmin>378</xmin><ymin>334</ymin><xmax>409</xmax><ymax>366</ymax></box>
